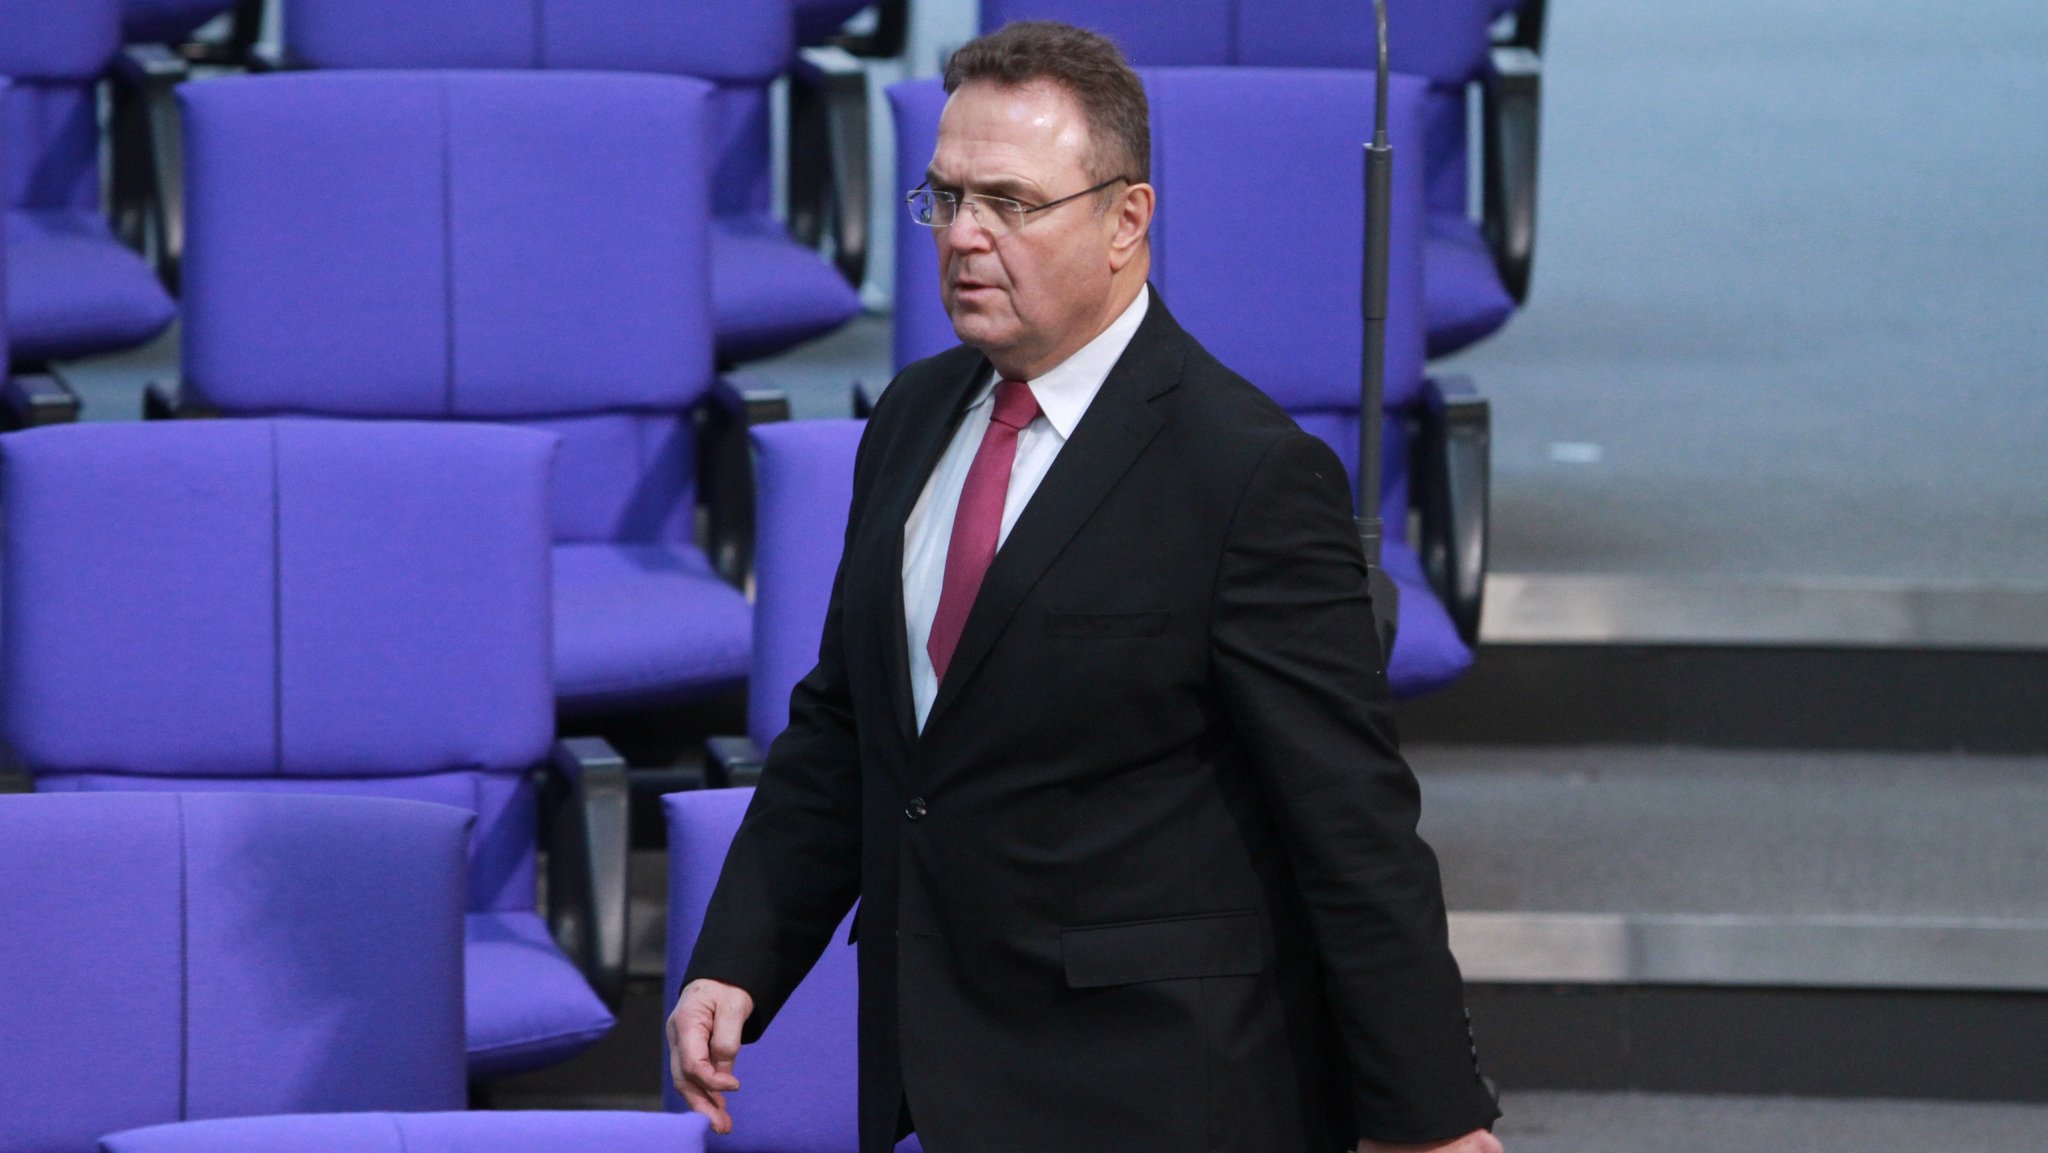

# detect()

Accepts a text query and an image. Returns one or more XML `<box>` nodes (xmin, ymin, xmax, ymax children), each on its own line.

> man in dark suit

<box><xmin>669</xmin><ymin>21</ymin><xmax>1502</xmax><ymax>1153</ymax></box>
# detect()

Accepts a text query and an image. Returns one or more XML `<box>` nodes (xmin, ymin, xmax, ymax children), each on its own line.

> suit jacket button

<box><xmin>905</xmin><ymin>798</ymin><xmax>928</xmax><ymax>821</ymax></box>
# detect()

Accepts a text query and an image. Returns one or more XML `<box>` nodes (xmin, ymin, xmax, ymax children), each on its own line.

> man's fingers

<box><xmin>670</xmin><ymin>998</ymin><xmax>740</xmax><ymax>1094</ymax></box>
<box><xmin>677</xmin><ymin>1079</ymin><xmax>732</xmax><ymax>1135</ymax></box>
<box><xmin>666</xmin><ymin>1013</ymin><xmax>687</xmax><ymax>1096</ymax></box>
<box><xmin>709</xmin><ymin>992</ymin><xmax>748</xmax><ymax>1075</ymax></box>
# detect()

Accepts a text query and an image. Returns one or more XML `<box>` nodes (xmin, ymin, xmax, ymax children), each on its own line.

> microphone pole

<box><xmin>1359</xmin><ymin>0</ymin><xmax>1401</xmax><ymax>658</ymax></box>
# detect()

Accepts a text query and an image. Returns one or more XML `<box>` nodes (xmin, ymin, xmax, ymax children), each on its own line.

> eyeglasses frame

<box><xmin>906</xmin><ymin>175</ymin><xmax>1136</xmax><ymax>234</ymax></box>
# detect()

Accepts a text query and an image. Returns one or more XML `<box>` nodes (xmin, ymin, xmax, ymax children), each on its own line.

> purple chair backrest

<box><xmin>982</xmin><ymin>0</ymin><xmax>1234</xmax><ymax>65</ymax></box>
<box><xmin>177</xmin><ymin>71</ymin><xmax>714</xmax><ymax>545</ymax></box>
<box><xmin>0</xmin><ymin>418</ymin><xmax>557</xmax><ymax>914</ymax></box>
<box><xmin>0</xmin><ymin>0</ymin><xmax>118</xmax><ymax>212</ymax></box>
<box><xmin>1146</xmin><ymin>68</ymin><xmax>1429</xmax><ymax>414</ymax></box>
<box><xmin>282</xmin><ymin>0</ymin><xmax>790</xmax><ymax>218</ymax></box>
<box><xmin>101</xmin><ymin>1112</ymin><xmax>710</xmax><ymax>1153</ymax></box>
<box><xmin>888</xmin><ymin>68</ymin><xmax>1428</xmax><ymax>413</ymax></box>
<box><xmin>665</xmin><ymin>788</ymin><xmax>861</xmax><ymax>1152</ymax></box>
<box><xmin>0</xmin><ymin>791</ymin><xmax>470</xmax><ymax>1152</ymax></box>
<box><xmin>748</xmin><ymin>419</ymin><xmax>865</xmax><ymax>751</ymax></box>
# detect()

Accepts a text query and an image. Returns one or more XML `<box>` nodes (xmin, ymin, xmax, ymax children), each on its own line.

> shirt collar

<box><xmin>970</xmin><ymin>285</ymin><xmax>1151</xmax><ymax>439</ymax></box>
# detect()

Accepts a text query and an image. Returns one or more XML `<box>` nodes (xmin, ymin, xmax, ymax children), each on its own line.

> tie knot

<box><xmin>990</xmin><ymin>379</ymin><xmax>1040</xmax><ymax>431</ymax></box>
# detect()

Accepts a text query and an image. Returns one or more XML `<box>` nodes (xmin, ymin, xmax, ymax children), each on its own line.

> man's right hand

<box><xmin>667</xmin><ymin>977</ymin><xmax>756</xmax><ymax>1135</ymax></box>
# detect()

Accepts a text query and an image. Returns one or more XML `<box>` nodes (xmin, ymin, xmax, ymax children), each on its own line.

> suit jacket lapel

<box><xmin>923</xmin><ymin>295</ymin><xmax>1185</xmax><ymax>733</ymax></box>
<box><xmin>869</xmin><ymin>353</ymin><xmax>990</xmax><ymax>750</ymax></box>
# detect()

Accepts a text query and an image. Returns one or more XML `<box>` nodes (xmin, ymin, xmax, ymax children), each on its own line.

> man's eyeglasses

<box><xmin>906</xmin><ymin>177</ymin><xmax>1133</xmax><ymax>237</ymax></box>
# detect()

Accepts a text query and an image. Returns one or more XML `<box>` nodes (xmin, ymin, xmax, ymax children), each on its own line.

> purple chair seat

<box><xmin>0</xmin><ymin>791</ymin><xmax>470</xmax><ymax>1153</ymax></box>
<box><xmin>4</xmin><ymin>209</ymin><xmax>176</xmax><ymax>362</ymax></box>
<box><xmin>553</xmin><ymin>542</ymin><xmax>752</xmax><ymax>715</ymax></box>
<box><xmin>465</xmin><ymin>912</ymin><xmax>618</xmax><ymax>1081</ymax></box>
<box><xmin>1424</xmin><ymin>214</ymin><xmax>1516</xmax><ymax>359</ymax></box>
<box><xmin>101</xmin><ymin>1112</ymin><xmax>709</xmax><ymax>1153</ymax></box>
<box><xmin>3</xmin><ymin>0</ymin><xmax>179</xmax><ymax>366</ymax></box>
<box><xmin>712</xmin><ymin>214</ymin><xmax>864</xmax><ymax>365</ymax></box>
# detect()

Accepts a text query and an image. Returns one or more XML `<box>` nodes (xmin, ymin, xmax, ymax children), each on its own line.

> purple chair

<box><xmin>0</xmin><ymin>791</ymin><xmax>471</xmax><ymax>1153</ymax></box>
<box><xmin>0</xmin><ymin>0</ymin><xmax>176</xmax><ymax>368</ymax></box>
<box><xmin>705</xmin><ymin>418</ymin><xmax>863</xmax><ymax>783</ymax></box>
<box><xmin>747</xmin><ymin>420</ymin><xmax>866</xmax><ymax>756</ymax></box>
<box><xmin>977</xmin><ymin>0</ymin><xmax>1542</xmax><ymax>357</ymax></box>
<box><xmin>666</xmin><ymin>788</ymin><xmax>924</xmax><ymax>1152</ymax></box>
<box><xmin>277</xmin><ymin>0</ymin><xmax>862</xmax><ymax>365</ymax></box>
<box><xmin>890</xmin><ymin>69</ymin><xmax>1487</xmax><ymax>693</ymax></box>
<box><xmin>167</xmin><ymin>70</ymin><xmax>754</xmax><ymax>718</ymax></box>
<box><xmin>0</xmin><ymin>418</ymin><xmax>626</xmax><ymax>1082</ymax></box>
<box><xmin>100</xmin><ymin>1112</ymin><xmax>709</xmax><ymax>1153</ymax></box>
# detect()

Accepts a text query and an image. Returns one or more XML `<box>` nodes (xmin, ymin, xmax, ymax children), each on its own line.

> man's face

<box><xmin>927</xmin><ymin>80</ymin><xmax>1122</xmax><ymax>375</ymax></box>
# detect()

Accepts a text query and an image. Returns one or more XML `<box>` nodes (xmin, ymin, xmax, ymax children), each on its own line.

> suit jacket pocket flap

<box><xmin>1061</xmin><ymin>911</ymin><xmax>1264</xmax><ymax>988</ymax></box>
<box><xmin>1044</xmin><ymin>610</ymin><xmax>1171</xmax><ymax>638</ymax></box>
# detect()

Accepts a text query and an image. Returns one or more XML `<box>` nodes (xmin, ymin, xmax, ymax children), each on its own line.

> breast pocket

<box><xmin>1060</xmin><ymin>911</ymin><xmax>1266</xmax><ymax>988</ymax></box>
<box><xmin>1043</xmin><ymin>609</ymin><xmax>1172</xmax><ymax>639</ymax></box>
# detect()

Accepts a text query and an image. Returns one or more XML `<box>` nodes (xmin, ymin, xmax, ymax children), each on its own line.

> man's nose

<box><xmin>942</xmin><ymin>205</ymin><xmax>995</xmax><ymax>251</ymax></box>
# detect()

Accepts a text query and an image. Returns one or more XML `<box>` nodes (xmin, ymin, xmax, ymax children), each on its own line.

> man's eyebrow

<box><xmin>922</xmin><ymin>169</ymin><xmax>1041</xmax><ymax>201</ymax></box>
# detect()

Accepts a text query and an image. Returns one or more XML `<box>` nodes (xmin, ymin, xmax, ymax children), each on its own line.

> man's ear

<box><xmin>1107</xmin><ymin>182</ymin><xmax>1156</xmax><ymax>272</ymax></box>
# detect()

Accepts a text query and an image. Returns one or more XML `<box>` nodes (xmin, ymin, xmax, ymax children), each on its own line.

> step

<box><xmin>1492</xmin><ymin>1091</ymin><xmax>2048</xmax><ymax>1153</ymax></box>
<box><xmin>1412</xmin><ymin>744</ymin><xmax>2048</xmax><ymax>1101</ymax></box>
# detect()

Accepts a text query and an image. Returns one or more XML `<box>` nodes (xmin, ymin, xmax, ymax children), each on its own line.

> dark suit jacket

<box><xmin>685</xmin><ymin>292</ymin><xmax>1499</xmax><ymax>1153</ymax></box>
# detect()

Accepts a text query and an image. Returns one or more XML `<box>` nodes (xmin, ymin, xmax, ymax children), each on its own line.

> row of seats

<box><xmin>1</xmin><ymin>0</ymin><xmax>867</xmax><ymax>376</ymax></box>
<box><xmin>0</xmin><ymin>420</ymin><xmax>875</xmax><ymax>1149</ymax></box>
<box><xmin>6</xmin><ymin>63</ymin><xmax>1485</xmax><ymax>722</ymax></box>
<box><xmin>3</xmin><ymin>0</ymin><xmax>1540</xmax><ymax>373</ymax></box>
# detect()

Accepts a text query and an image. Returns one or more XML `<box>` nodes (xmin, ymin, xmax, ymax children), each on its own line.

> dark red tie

<box><xmin>927</xmin><ymin>380</ymin><xmax>1041</xmax><ymax>683</ymax></box>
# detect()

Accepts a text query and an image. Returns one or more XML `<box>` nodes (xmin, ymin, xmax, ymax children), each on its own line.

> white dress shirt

<box><xmin>901</xmin><ymin>286</ymin><xmax>1151</xmax><ymax>731</ymax></box>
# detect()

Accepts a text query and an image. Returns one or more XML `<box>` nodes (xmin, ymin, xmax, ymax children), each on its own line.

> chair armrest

<box><xmin>790</xmin><ymin>47</ymin><xmax>874</xmax><ymax>289</ymax></box>
<box><xmin>141</xmin><ymin>379</ymin><xmax>218</xmax><ymax>420</ymax></box>
<box><xmin>178</xmin><ymin>0</ymin><xmax>267</xmax><ymax>67</ymax></box>
<box><xmin>109</xmin><ymin>45</ymin><xmax>191</xmax><ymax>291</ymax></box>
<box><xmin>1414</xmin><ymin>375</ymin><xmax>1491</xmax><ymax>646</ymax></box>
<box><xmin>2</xmin><ymin>375</ymin><xmax>82</xmax><ymax>428</ymax></box>
<box><xmin>1494</xmin><ymin>0</ymin><xmax>1548</xmax><ymax>52</ymax></box>
<box><xmin>699</xmin><ymin>377</ymin><xmax>792</xmax><ymax>589</ymax></box>
<box><xmin>705</xmin><ymin>735</ymin><xmax>766</xmax><ymax>789</ymax></box>
<box><xmin>827</xmin><ymin>0</ymin><xmax>908</xmax><ymax>58</ymax></box>
<box><xmin>1482</xmin><ymin>46</ymin><xmax>1542</xmax><ymax>303</ymax></box>
<box><xmin>544</xmin><ymin>736</ymin><xmax>630</xmax><ymax>1009</ymax></box>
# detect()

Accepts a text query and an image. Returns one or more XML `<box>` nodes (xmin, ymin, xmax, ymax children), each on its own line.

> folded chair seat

<box><xmin>553</xmin><ymin>540</ymin><xmax>752</xmax><ymax>712</ymax></box>
<box><xmin>711</xmin><ymin>212</ymin><xmax>863</xmax><ymax>365</ymax></box>
<box><xmin>5</xmin><ymin>209</ymin><xmax>177</xmax><ymax>362</ymax></box>
<box><xmin>1423</xmin><ymin>213</ymin><xmax>1516</xmax><ymax>359</ymax></box>
<box><xmin>464</xmin><ymin>912</ymin><xmax>618</xmax><ymax>1081</ymax></box>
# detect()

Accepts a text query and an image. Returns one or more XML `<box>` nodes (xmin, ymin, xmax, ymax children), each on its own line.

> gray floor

<box><xmin>1443</xmin><ymin>0</ymin><xmax>2048</xmax><ymax>583</ymax></box>
<box><xmin>1409</xmin><ymin>744</ymin><xmax>2048</xmax><ymax>919</ymax></box>
<box><xmin>1493</xmin><ymin>1092</ymin><xmax>2048</xmax><ymax>1153</ymax></box>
